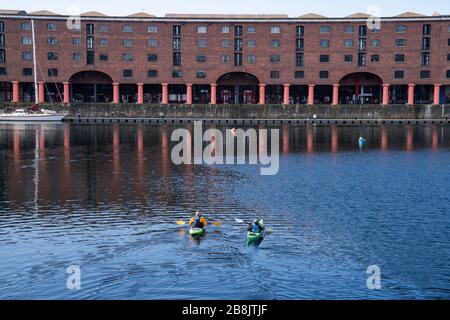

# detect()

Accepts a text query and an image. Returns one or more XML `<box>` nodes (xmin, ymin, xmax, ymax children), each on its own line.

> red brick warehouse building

<box><xmin>0</xmin><ymin>9</ymin><xmax>450</xmax><ymax>105</ymax></box>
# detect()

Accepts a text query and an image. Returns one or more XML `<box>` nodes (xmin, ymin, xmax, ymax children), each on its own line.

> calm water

<box><xmin>0</xmin><ymin>123</ymin><xmax>449</xmax><ymax>300</ymax></box>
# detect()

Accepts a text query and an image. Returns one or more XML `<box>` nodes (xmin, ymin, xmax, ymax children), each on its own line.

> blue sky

<box><xmin>1</xmin><ymin>0</ymin><xmax>449</xmax><ymax>17</ymax></box>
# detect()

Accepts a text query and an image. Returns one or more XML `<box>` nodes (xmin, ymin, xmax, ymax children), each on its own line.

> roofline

<box><xmin>0</xmin><ymin>13</ymin><xmax>450</xmax><ymax>23</ymax></box>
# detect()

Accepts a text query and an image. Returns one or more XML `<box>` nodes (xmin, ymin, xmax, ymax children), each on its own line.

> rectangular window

<box><xmin>320</xmin><ymin>26</ymin><xmax>331</xmax><ymax>33</ymax></box>
<box><xmin>447</xmin><ymin>53</ymin><xmax>450</xmax><ymax>61</ymax></box>
<box><xmin>123</xmin><ymin>69</ymin><xmax>133</xmax><ymax>77</ymax></box>
<box><xmin>22</xmin><ymin>51</ymin><xmax>32</xmax><ymax>60</ymax></box>
<box><xmin>47</xmin><ymin>23</ymin><xmax>57</xmax><ymax>31</ymax></box>
<box><xmin>22</xmin><ymin>36</ymin><xmax>32</xmax><ymax>45</ymax></box>
<box><xmin>270</xmin><ymin>71</ymin><xmax>280</xmax><ymax>78</ymax></box>
<box><xmin>422</xmin><ymin>52</ymin><xmax>430</xmax><ymax>66</ymax></box>
<box><xmin>319</xmin><ymin>71</ymin><xmax>329</xmax><ymax>79</ymax></box>
<box><xmin>359</xmin><ymin>25</ymin><xmax>367</xmax><ymax>37</ymax></box>
<box><xmin>420</xmin><ymin>70</ymin><xmax>430</xmax><ymax>78</ymax></box>
<box><xmin>358</xmin><ymin>38</ymin><xmax>366</xmax><ymax>50</ymax></box>
<box><xmin>394</xmin><ymin>70</ymin><xmax>404</xmax><ymax>79</ymax></box>
<box><xmin>371</xmin><ymin>39</ymin><xmax>381</xmax><ymax>47</ymax></box>
<box><xmin>99</xmin><ymin>24</ymin><xmax>108</xmax><ymax>32</ymax></box>
<box><xmin>296</xmin><ymin>38</ymin><xmax>304</xmax><ymax>51</ymax></box>
<box><xmin>22</xmin><ymin>68</ymin><xmax>32</xmax><ymax>76</ymax></box>
<box><xmin>48</xmin><ymin>68</ymin><xmax>58</xmax><ymax>76</ymax></box>
<box><xmin>197</xmin><ymin>39</ymin><xmax>207</xmax><ymax>48</ymax></box>
<box><xmin>122</xmin><ymin>25</ymin><xmax>133</xmax><ymax>32</ymax></box>
<box><xmin>148</xmin><ymin>39</ymin><xmax>158</xmax><ymax>47</ymax></box>
<box><xmin>173</xmin><ymin>25</ymin><xmax>181</xmax><ymax>36</ymax></box>
<box><xmin>371</xmin><ymin>54</ymin><xmax>380</xmax><ymax>62</ymax></box>
<box><xmin>344</xmin><ymin>54</ymin><xmax>353</xmax><ymax>62</ymax></box>
<box><xmin>221</xmin><ymin>26</ymin><xmax>230</xmax><ymax>33</ymax></box>
<box><xmin>271</xmin><ymin>39</ymin><xmax>281</xmax><ymax>48</ymax></box>
<box><xmin>87</xmin><ymin>51</ymin><xmax>95</xmax><ymax>64</ymax></box>
<box><xmin>247</xmin><ymin>55</ymin><xmax>256</xmax><ymax>64</ymax></box>
<box><xmin>396</xmin><ymin>39</ymin><xmax>406</xmax><ymax>47</ymax></box>
<box><xmin>422</xmin><ymin>37</ymin><xmax>430</xmax><ymax>50</ymax></box>
<box><xmin>87</xmin><ymin>36</ymin><xmax>94</xmax><ymax>49</ymax></box>
<box><xmin>270</xmin><ymin>26</ymin><xmax>281</xmax><ymax>34</ymax></box>
<box><xmin>73</xmin><ymin>52</ymin><xmax>81</xmax><ymax>61</ymax></box>
<box><xmin>73</xmin><ymin>38</ymin><xmax>81</xmax><ymax>46</ymax></box>
<box><xmin>423</xmin><ymin>24</ymin><xmax>431</xmax><ymax>36</ymax></box>
<box><xmin>86</xmin><ymin>24</ymin><xmax>94</xmax><ymax>35</ymax></box>
<box><xmin>123</xmin><ymin>53</ymin><xmax>133</xmax><ymax>61</ymax></box>
<box><xmin>123</xmin><ymin>39</ymin><xmax>133</xmax><ymax>47</ymax></box>
<box><xmin>234</xmin><ymin>38</ymin><xmax>243</xmax><ymax>51</ymax></box>
<box><xmin>247</xmin><ymin>26</ymin><xmax>256</xmax><ymax>33</ymax></box>
<box><xmin>447</xmin><ymin>70</ymin><xmax>450</xmax><ymax>78</ymax></box>
<box><xmin>86</xmin><ymin>51</ymin><xmax>95</xmax><ymax>64</ymax></box>
<box><xmin>173</xmin><ymin>38</ymin><xmax>181</xmax><ymax>51</ymax></box>
<box><xmin>395</xmin><ymin>54</ymin><xmax>405</xmax><ymax>62</ymax></box>
<box><xmin>0</xmin><ymin>67</ymin><xmax>6</xmax><ymax>75</ymax></box>
<box><xmin>296</xmin><ymin>53</ymin><xmax>304</xmax><ymax>66</ymax></box>
<box><xmin>197</xmin><ymin>71</ymin><xmax>206</xmax><ymax>78</ymax></box>
<box><xmin>234</xmin><ymin>53</ymin><xmax>242</xmax><ymax>66</ymax></box>
<box><xmin>345</xmin><ymin>40</ymin><xmax>353</xmax><ymax>48</ymax></box>
<box><xmin>221</xmin><ymin>39</ymin><xmax>230</xmax><ymax>48</ymax></box>
<box><xmin>99</xmin><ymin>54</ymin><xmax>108</xmax><ymax>61</ymax></box>
<box><xmin>320</xmin><ymin>39</ymin><xmax>330</xmax><ymax>48</ymax></box>
<box><xmin>172</xmin><ymin>70</ymin><xmax>182</xmax><ymax>78</ymax></box>
<box><xmin>296</xmin><ymin>26</ymin><xmax>304</xmax><ymax>37</ymax></box>
<box><xmin>173</xmin><ymin>52</ymin><xmax>181</xmax><ymax>66</ymax></box>
<box><xmin>295</xmin><ymin>70</ymin><xmax>304</xmax><ymax>79</ymax></box>
<box><xmin>270</xmin><ymin>54</ymin><xmax>280</xmax><ymax>63</ymax></box>
<box><xmin>148</xmin><ymin>25</ymin><xmax>158</xmax><ymax>33</ymax></box>
<box><xmin>148</xmin><ymin>54</ymin><xmax>158</xmax><ymax>62</ymax></box>
<box><xmin>358</xmin><ymin>53</ymin><xmax>366</xmax><ymax>66</ymax></box>
<box><xmin>0</xmin><ymin>21</ymin><xmax>4</xmax><ymax>33</ymax></box>
<box><xmin>47</xmin><ymin>37</ymin><xmax>57</xmax><ymax>45</ymax></box>
<box><xmin>99</xmin><ymin>38</ymin><xmax>108</xmax><ymax>46</ymax></box>
<box><xmin>320</xmin><ymin>55</ymin><xmax>330</xmax><ymax>63</ymax></box>
<box><xmin>197</xmin><ymin>55</ymin><xmax>207</xmax><ymax>63</ymax></box>
<box><xmin>0</xmin><ymin>49</ymin><xmax>5</xmax><ymax>63</ymax></box>
<box><xmin>197</xmin><ymin>26</ymin><xmax>207</xmax><ymax>33</ymax></box>
<box><xmin>21</xmin><ymin>22</ymin><xmax>31</xmax><ymax>30</ymax></box>
<box><xmin>345</xmin><ymin>25</ymin><xmax>354</xmax><ymax>33</ymax></box>
<box><xmin>234</xmin><ymin>26</ymin><xmax>243</xmax><ymax>37</ymax></box>
<box><xmin>221</xmin><ymin>55</ymin><xmax>230</xmax><ymax>64</ymax></box>
<box><xmin>148</xmin><ymin>70</ymin><xmax>158</xmax><ymax>77</ymax></box>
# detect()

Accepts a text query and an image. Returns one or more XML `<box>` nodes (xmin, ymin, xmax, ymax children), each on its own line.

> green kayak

<box><xmin>189</xmin><ymin>228</ymin><xmax>206</xmax><ymax>237</ymax></box>
<box><xmin>247</xmin><ymin>232</ymin><xmax>263</xmax><ymax>243</ymax></box>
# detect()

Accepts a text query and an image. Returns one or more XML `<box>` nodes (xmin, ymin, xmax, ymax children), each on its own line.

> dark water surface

<box><xmin>0</xmin><ymin>123</ymin><xmax>449</xmax><ymax>300</ymax></box>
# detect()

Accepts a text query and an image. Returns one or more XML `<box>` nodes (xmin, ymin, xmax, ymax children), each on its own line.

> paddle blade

<box><xmin>266</xmin><ymin>228</ymin><xmax>273</xmax><ymax>234</ymax></box>
<box><xmin>176</xmin><ymin>221</ymin><xmax>186</xmax><ymax>226</ymax></box>
<box><xmin>212</xmin><ymin>221</ymin><xmax>221</xmax><ymax>227</ymax></box>
<box><xmin>234</xmin><ymin>218</ymin><xmax>245</xmax><ymax>224</ymax></box>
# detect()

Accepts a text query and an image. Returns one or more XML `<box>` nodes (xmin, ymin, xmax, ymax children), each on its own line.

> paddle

<box><xmin>235</xmin><ymin>218</ymin><xmax>273</xmax><ymax>234</ymax></box>
<box><xmin>176</xmin><ymin>220</ymin><xmax>222</xmax><ymax>227</ymax></box>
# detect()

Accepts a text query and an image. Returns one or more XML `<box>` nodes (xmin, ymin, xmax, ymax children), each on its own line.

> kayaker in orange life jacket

<box><xmin>189</xmin><ymin>212</ymin><xmax>208</xmax><ymax>229</ymax></box>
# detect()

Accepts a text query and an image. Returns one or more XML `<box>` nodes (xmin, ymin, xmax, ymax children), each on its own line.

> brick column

<box><xmin>37</xmin><ymin>81</ymin><xmax>45</xmax><ymax>103</ymax></box>
<box><xmin>407</xmin><ymin>84</ymin><xmax>415</xmax><ymax>106</ymax></box>
<box><xmin>186</xmin><ymin>83</ymin><xmax>193</xmax><ymax>105</ymax></box>
<box><xmin>210</xmin><ymin>84</ymin><xmax>217</xmax><ymax>105</ymax></box>
<box><xmin>113</xmin><ymin>83</ymin><xmax>120</xmax><ymax>104</ymax></box>
<box><xmin>259</xmin><ymin>84</ymin><xmax>266</xmax><ymax>105</ymax></box>
<box><xmin>308</xmin><ymin>84</ymin><xmax>315</xmax><ymax>105</ymax></box>
<box><xmin>332</xmin><ymin>84</ymin><xmax>340</xmax><ymax>106</ymax></box>
<box><xmin>162</xmin><ymin>83</ymin><xmax>169</xmax><ymax>104</ymax></box>
<box><xmin>63</xmin><ymin>82</ymin><xmax>70</xmax><ymax>104</ymax></box>
<box><xmin>137</xmin><ymin>83</ymin><xmax>144</xmax><ymax>104</ymax></box>
<box><xmin>433</xmin><ymin>84</ymin><xmax>441</xmax><ymax>105</ymax></box>
<box><xmin>283</xmin><ymin>84</ymin><xmax>290</xmax><ymax>105</ymax></box>
<box><xmin>382</xmin><ymin>84</ymin><xmax>390</xmax><ymax>106</ymax></box>
<box><xmin>12</xmin><ymin>81</ymin><xmax>19</xmax><ymax>103</ymax></box>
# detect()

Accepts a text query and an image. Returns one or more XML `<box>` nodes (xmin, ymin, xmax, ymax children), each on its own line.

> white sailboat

<box><xmin>0</xmin><ymin>20</ymin><xmax>65</xmax><ymax>122</ymax></box>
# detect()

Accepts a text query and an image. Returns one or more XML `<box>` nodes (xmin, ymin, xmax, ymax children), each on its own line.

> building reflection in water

<box><xmin>406</xmin><ymin>126</ymin><xmax>414</xmax><ymax>152</ymax></box>
<box><xmin>331</xmin><ymin>126</ymin><xmax>338</xmax><ymax>154</ymax></box>
<box><xmin>381</xmin><ymin>126</ymin><xmax>388</xmax><ymax>152</ymax></box>
<box><xmin>282</xmin><ymin>126</ymin><xmax>289</xmax><ymax>154</ymax></box>
<box><xmin>307</xmin><ymin>126</ymin><xmax>314</xmax><ymax>154</ymax></box>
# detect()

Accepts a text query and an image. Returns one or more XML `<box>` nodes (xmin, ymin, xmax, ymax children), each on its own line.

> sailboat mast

<box><xmin>31</xmin><ymin>19</ymin><xmax>39</xmax><ymax>105</ymax></box>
